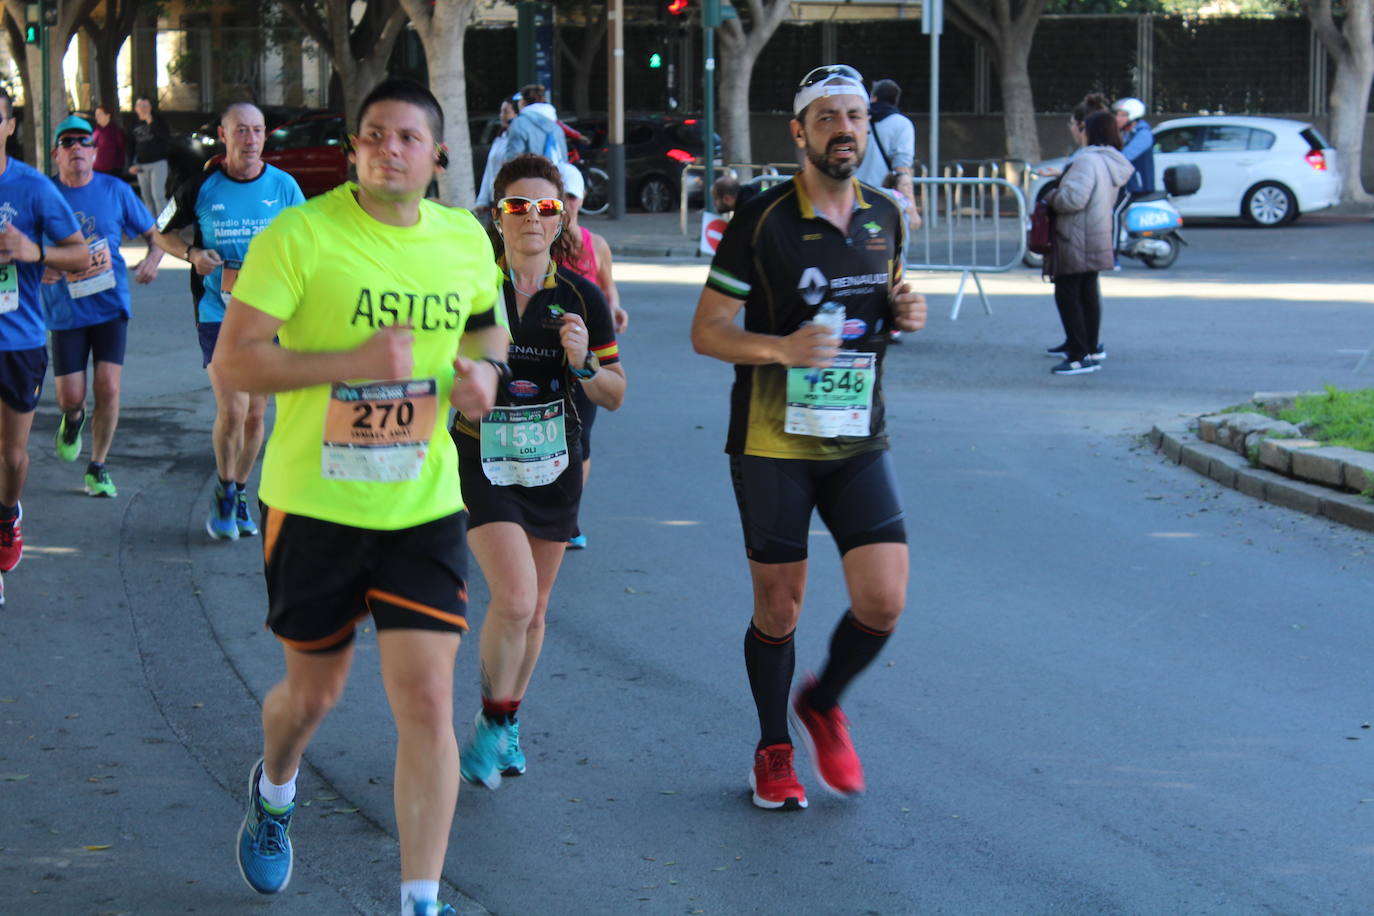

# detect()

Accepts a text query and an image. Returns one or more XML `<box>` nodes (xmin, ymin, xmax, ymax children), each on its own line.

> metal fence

<box><xmin>906</xmin><ymin>176</ymin><xmax>1028</xmax><ymax>320</ymax></box>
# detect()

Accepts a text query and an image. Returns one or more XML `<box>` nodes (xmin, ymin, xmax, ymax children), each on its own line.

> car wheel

<box><xmin>1242</xmin><ymin>182</ymin><xmax>1296</xmax><ymax>227</ymax></box>
<box><xmin>638</xmin><ymin>175</ymin><xmax>676</xmax><ymax>213</ymax></box>
<box><xmin>580</xmin><ymin>166</ymin><xmax>610</xmax><ymax>216</ymax></box>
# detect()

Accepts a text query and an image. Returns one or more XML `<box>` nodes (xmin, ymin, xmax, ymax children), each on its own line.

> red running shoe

<box><xmin>790</xmin><ymin>677</ymin><xmax>865</xmax><ymax>796</ymax></box>
<box><xmin>0</xmin><ymin>503</ymin><xmax>22</xmax><ymax>573</ymax></box>
<box><xmin>749</xmin><ymin>743</ymin><xmax>808</xmax><ymax>810</ymax></box>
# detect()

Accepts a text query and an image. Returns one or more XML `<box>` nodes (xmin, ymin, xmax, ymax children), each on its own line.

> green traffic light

<box><xmin>25</xmin><ymin>25</ymin><xmax>38</xmax><ymax>44</ymax></box>
<box><xmin>649</xmin><ymin>52</ymin><xmax>662</xmax><ymax>69</ymax></box>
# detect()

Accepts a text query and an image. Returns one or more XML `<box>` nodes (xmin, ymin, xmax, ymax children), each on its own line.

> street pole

<box><xmin>41</xmin><ymin>2</ymin><xmax>52</xmax><ymax>176</ymax></box>
<box><xmin>703</xmin><ymin>0</ymin><xmax>717</xmax><ymax>203</ymax></box>
<box><xmin>608</xmin><ymin>0</ymin><xmax>625</xmax><ymax>219</ymax></box>
<box><xmin>923</xmin><ymin>0</ymin><xmax>942</xmax><ymax>226</ymax></box>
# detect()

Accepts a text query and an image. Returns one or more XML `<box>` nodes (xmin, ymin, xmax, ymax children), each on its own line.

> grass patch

<box><xmin>1272</xmin><ymin>386</ymin><xmax>1374</xmax><ymax>452</ymax></box>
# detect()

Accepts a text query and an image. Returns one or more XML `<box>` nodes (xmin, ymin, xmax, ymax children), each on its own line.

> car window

<box><xmin>266</xmin><ymin>119</ymin><xmax>324</xmax><ymax>152</ymax></box>
<box><xmin>1200</xmin><ymin>125</ymin><xmax>1251</xmax><ymax>152</ymax></box>
<box><xmin>626</xmin><ymin>123</ymin><xmax>655</xmax><ymax>145</ymax></box>
<box><xmin>669</xmin><ymin>122</ymin><xmax>703</xmax><ymax>147</ymax></box>
<box><xmin>1300</xmin><ymin>126</ymin><xmax>1330</xmax><ymax>151</ymax></box>
<box><xmin>322</xmin><ymin>120</ymin><xmax>345</xmax><ymax>147</ymax></box>
<box><xmin>1246</xmin><ymin>129</ymin><xmax>1276</xmax><ymax>151</ymax></box>
<box><xmin>1154</xmin><ymin>127</ymin><xmax>1197</xmax><ymax>153</ymax></box>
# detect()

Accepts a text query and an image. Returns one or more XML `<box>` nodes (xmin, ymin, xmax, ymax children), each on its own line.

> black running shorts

<box><xmin>0</xmin><ymin>347</ymin><xmax>48</xmax><ymax>413</ymax></box>
<box><xmin>51</xmin><ymin>317</ymin><xmax>129</xmax><ymax>376</ymax></box>
<box><xmin>453</xmin><ymin>427</ymin><xmax>583</xmax><ymax>543</ymax></box>
<box><xmin>260</xmin><ymin>505</ymin><xmax>470</xmax><ymax>653</ymax></box>
<box><xmin>729</xmin><ymin>449</ymin><xmax>907</xmax><ymax>564</ymax></box>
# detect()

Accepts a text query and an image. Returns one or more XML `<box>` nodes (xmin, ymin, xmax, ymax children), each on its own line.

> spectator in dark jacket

<box><xmin>129</xmin><ymin>96</ymin><xmax>171</xmax><ymax>216</ymax></box>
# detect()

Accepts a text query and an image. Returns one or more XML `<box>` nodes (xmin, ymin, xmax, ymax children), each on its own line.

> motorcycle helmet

<box><xmin>1113</xmin><ymin>97</ymin><xmax>1146</xmax><ymax>122</ymax></box>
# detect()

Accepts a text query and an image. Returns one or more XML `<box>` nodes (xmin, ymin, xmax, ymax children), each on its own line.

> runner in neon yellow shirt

<box><xmin>213</xmin><ymin>79</ymin><xmax>508</xmax><ymax>916</ymax></box>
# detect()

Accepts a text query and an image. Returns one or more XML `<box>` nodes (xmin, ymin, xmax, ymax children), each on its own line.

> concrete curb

<box><xmin>612</xmin><ymin>241</ymin><xmax>702</xmax><ymax>259</ymax></box>
<box><xmin>1150</xmin><ymin>422</ymin><xmax>1374</xmax><ymax>533</ymax></box>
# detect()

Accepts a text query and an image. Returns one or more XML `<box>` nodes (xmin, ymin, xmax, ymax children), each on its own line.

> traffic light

<box><xmin>667</xmin><ymin>0</ymin><xmax>688</xmax><ymax>15</ymax></box>
<box><xmin>24</xmin><ymin>2</ymin><xmax>38</xmax><ymax>43</ymax></box>
<box><xmin>649</xmin><ymin>52</ymin><xmax>663</xmax><ymax>69</ymax></box>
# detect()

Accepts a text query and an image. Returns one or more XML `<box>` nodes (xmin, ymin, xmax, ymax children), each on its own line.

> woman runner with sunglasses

<box><xmin>451</xmin><ymin>153</ymin><xmax>626</xmax><ymax>789</ymax></box>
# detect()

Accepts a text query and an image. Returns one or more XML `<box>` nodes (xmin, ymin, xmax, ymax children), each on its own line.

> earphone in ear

<box><xmin>436</xmin><ymin>145</ymin><xmax>450</xmax><ymax>169</ymax></box>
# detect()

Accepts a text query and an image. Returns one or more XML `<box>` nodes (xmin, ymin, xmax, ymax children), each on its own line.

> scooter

<box><xmin>1116</xmin><ymin>190</ymin><xmax>1185</xmax><ymax>269</ymax></box>
<box><xmin>1024</xmin><ymin>164</ymin><xmax>1200</xmax><ymax>271</ymax></box>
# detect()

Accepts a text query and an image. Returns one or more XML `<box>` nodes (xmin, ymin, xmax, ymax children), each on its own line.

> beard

<box><xmin>804</xmin><ymin>134</ymin><xmax>861</xmax><ymax>181</ymax></box>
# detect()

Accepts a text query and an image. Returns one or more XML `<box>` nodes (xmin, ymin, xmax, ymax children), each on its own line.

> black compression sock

<box><xmin>744</xmin><ymin>623</ymin><xmax>795</xmax><ymax>748</ymax></box>
<box><xmin>808</xmin><ymin>610</ymin><xmax>892</xmax><ymax>712</ymax></box>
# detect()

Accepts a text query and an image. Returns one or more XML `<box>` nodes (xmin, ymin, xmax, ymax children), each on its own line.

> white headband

<box><xmin>793</xmin><ymin>77</ymin><xmax>868</xmax><ymax>117</ymax></box>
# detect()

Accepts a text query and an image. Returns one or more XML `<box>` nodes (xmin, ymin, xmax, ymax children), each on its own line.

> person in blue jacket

<box><xmin>1113</xmin><ymin>97</ymin><xmax>1155</xmax><ymax>194</ymax></box>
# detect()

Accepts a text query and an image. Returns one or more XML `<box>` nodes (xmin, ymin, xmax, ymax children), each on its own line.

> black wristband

<box><xmin>37</xmin><ymin>236</ymin><xmax>45</xmax><ymax>264</ymax></box>
<box><xmin>482</xmin><ymin>357</ymin><xmax>512</xmax><ymax>384</ymax></box>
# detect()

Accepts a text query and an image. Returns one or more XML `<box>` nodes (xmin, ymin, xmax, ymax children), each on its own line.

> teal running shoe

<box><xmin>84</xmin><ymin>465</ymin><xmax>117</xmax><ymax>498</ymax></box>
<box><xmin>55</xmin><ymin>411</ymin><xmax>84</xmax><ymax>462</ymax></box>
<box><xmin>235</xmin><ymin>489</ymin><xmax>259</xmax><ymax>537</ymax></box>
<box><xmin>498</xmin><ymin>718</ymin><xmax>526</xmax><ymax>776</ymax></box>
<box><xmin>459</xmin><ymin>710</ymin><xmax>504</xmax><ymax>790</ymax></box>
<box><xmin>206</xmin><ymin>481</ymin><xmax>239</xmax><ymax>541</ymax></box>
<box><xmin>411</xmin><ymin>902</ymin><xmax>457</xmax><ymax>916</ymax></box>
<box><xmin>236</xmin><ymin>758</ymin><xmax>293</xmax><ymax>894</ymax></box>
<box><xmin>567</xmin><ymin>533</ymin><xmax>588</xmax><ymax>550</ymax></box>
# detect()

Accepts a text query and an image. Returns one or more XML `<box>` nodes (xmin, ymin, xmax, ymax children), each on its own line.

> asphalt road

<box><xmin>2</xmin><ymin>216</ymin><xmax>1372</xmax><ymax>915</ymax></box>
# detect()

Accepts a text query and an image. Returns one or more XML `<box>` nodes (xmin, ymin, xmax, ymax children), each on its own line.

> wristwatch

<box><xmin>569</xmin><ymin>353</ymin><xmax>598</xmax><ymax>379</ymax></box>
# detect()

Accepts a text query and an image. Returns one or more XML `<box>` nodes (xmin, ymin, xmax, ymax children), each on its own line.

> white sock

<box><xmin>401</xmin><ymin>880</ymin><xmax>440</xmax><ymax>915</ymax></box>
<box><xmin>257</xmin><ymin>767</ymin><xmax>297</xmax><ymax>810</ymax></box>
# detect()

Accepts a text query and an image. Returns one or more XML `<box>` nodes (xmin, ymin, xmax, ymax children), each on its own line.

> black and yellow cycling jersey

<box><xmin>706</xmin><ymin>177</ymin><xmax>905</xmax><ymax>460</ymax></box>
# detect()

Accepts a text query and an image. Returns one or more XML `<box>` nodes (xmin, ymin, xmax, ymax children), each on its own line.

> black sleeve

<box><xmin>156</xmin><ymin>169</ymin><xmax>209</xmax><ymax>234</ymax></box>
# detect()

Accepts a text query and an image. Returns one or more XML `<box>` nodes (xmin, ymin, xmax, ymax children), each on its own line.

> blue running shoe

<box><xmin>236</xmin><ymin>758</ymin><xmax>293</xmax><ymax>894</ymax></box>
<box><xmin>411</xmin><ymin>902</ymin><xmax>457</xmax><ymax>916</ymax></box>
<box><xmin>567</xmin><ymin>533</ymin><xmax>588</xmax><ymax>550</ymax></box>
<box><xmin>206</xmin><ymin>481</ymin><xmax>239</xmax><ymax>541</ymax></box>
<box><xmin>498</xmin><ymin>718</ymin><xmax>526</xmax><ymax>776</ymax></box>
<box><xmin>235</xmin><ymin>488</ymin><xmax>259</xmax><ymax>537</ymax></box>
<box><xmin>459</xmin><ymin>710</ymin><xmax>504</xmax><ymax>790</ymax></box>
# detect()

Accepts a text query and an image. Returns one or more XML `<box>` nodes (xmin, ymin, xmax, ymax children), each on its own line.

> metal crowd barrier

<box><xmin>906</xmin><ymin>176</ymin><xmax>1027</xmax><ymax>320</ymax></box>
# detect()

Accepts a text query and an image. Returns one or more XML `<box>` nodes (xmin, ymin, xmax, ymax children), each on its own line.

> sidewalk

<box><xmin>581</xmin><ymin>209</ymin><xmax>704</xmax><ymax>259</ymax></box>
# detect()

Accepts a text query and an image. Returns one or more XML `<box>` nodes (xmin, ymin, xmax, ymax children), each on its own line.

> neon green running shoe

<box><xmin>84</xmin><ymin>465</ymin><xmax>117</xmax><ymax>498</ymax></box>
<box><xmin>55</xmin><ymin>412</ymin><xmax>84</xmax><ymax>462</ymax></box>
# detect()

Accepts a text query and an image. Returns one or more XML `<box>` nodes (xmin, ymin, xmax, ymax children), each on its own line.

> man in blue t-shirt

<box><xmin>43</xmin><ymin>115</ymin><xmax>165</xmax><ymax>499</ymax></box>
<box><xmin>0</xmin><ymin>93</ymin><xmax>92</xmax><ymax>587</ymax></box>
<box><xmin>151</xmin><ymin>102</ymin><xmax>304</xmax><ymax>542</ymax></box>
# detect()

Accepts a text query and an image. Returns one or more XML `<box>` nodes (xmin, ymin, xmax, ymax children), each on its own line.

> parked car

<box><xmin>1149</xmin><ymin>116</ymin><xmax>1339</xmax><ymax>226</ymax></box>
<box><xmin>570</xmin><ymin>115</ymin><xmax>723</xmax><ymax>212</ymax></box>
<box><xmin>1026</xmin><ymin>115</ymin><xmax>1339</xmax><ymax>227</ymax></box>
<box><xmin>204</xmin><ymin>111</ymin><xmax>349</xmax><ymax>198</ymax></box>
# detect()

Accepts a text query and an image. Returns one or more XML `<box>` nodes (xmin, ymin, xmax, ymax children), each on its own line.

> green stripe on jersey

<box><xmin>709</xmin><ymin>267</ymin><xmax>750</xmax><ymax>297</ymax></box>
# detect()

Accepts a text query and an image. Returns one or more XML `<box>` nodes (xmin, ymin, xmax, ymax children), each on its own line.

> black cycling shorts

<box><xmin>260</xmin><ymin>504</ymin><xmax>470</xmax><ymax>653</ymax></box>
<box><xmin>0</xmin><ymin>347</ymin><xmax>48</xmax><ymax>413</ymax></box>
<box><xmin>51</xmin><ymin>317</ymin><xmax>129</xmax><ymax>376</ymax></box>
<box><xmin>729</xmin><ymin>449</ymin><xmax>907</xmax><ymax>565</ymax></box>
<box><xmin>453</xmin><ymin>427</ymin><xmax>584</xmax><ymax>543</ymax></box>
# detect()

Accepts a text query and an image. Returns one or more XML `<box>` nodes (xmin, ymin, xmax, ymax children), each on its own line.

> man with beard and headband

<box><xmin>690</xmin><ymin>64</ymin><xmax>927</xmax><ymax>811</ymax></box>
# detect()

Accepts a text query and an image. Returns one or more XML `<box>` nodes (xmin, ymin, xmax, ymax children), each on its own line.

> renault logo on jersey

<box><xmin>798</xmin><ymin>267</ymin><xmax>828</xmax><ymax>307</ymax></box>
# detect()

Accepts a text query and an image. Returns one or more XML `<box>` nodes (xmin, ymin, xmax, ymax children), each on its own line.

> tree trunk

<box><xmin>997</xmin><ymin>32</ymin><xmax>1040</xmax><ymax>163</ymax></box>
<box><xmin>556</xmin><ymin>0</ymin><xmax>606</xmax><ymax>119</ymax></box>
<box><xmin>278</xmin><ymin>0</ymin><xmax>407</xmax><ymax>132</ymax></box>
<box><xmin>717</xmin><ymin>0</ymin><xmax>791</xmax><ymax>168</ymax></box>
<box><xmin>1303</xmin><ymin>0</ymin><xmax>1374</xmax><ymax>203</ymax></box>
<box><xmin>402</xmin><ymin>0</ymin><xmax>478</xmax><ymax>207</ymax></box>
<box><xmin>716</xmin><ymin>42</ymin><xmax>757</xmax><ymax>165</ymax></box>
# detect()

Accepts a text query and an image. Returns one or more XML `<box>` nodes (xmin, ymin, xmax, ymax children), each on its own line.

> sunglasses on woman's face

<box><xmin>497</xmin><ymin>196</ymin><xmax>564</xmax><ymax>217</ymax></box>
<box><xmin>57</xmin><ymin>135</ymin><xmax>96</xmax><ymax>149</ymax></box>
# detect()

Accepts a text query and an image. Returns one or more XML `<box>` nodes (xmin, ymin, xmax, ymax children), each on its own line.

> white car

<box><xmin>1026</xmin><ymin>115</ymin><xmax>1340</xmax><ymax>227</ymax></box>
<box><xmin>1150</xmin><ymin>116</ymin><xmax>1340</xmax><ymax>226</ymax></box>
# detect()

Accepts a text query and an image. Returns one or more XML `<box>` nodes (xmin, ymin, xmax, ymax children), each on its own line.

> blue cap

<box><xmin>53</xmin><ymin>114</ymin><xmax>94</xmax><ymax>146</ymax></box>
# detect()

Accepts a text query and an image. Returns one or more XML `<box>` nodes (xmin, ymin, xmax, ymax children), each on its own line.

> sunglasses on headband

<box><xmin>497</xmin><ymin>196</ymin><xmax>564</xmax><ymax>217</ymax></box>
<box><xmin>797</xmin><ymin>65</ymin><xmax>864</xmax><ymax>89</ymax></box>
<box><xmin>57</xmin><ymin>135</ymin><xmax>96</xmax><ymax>149</ymax></box>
